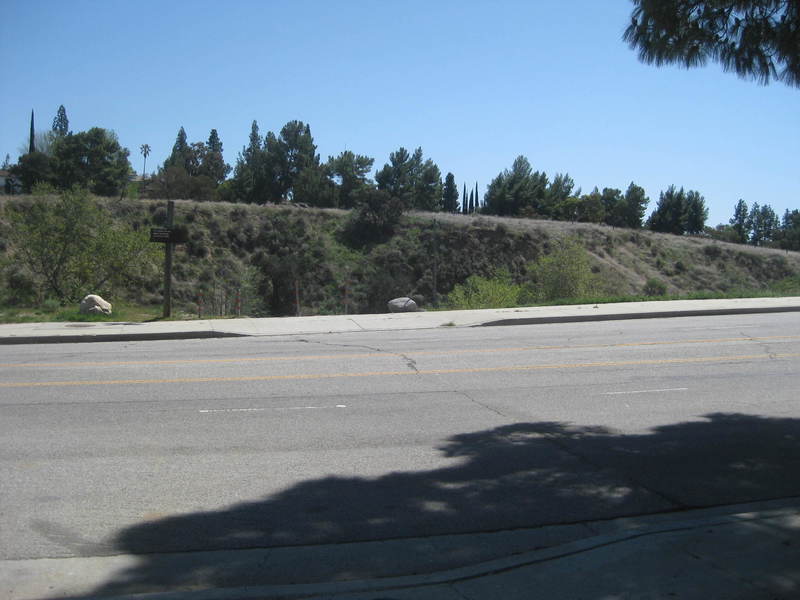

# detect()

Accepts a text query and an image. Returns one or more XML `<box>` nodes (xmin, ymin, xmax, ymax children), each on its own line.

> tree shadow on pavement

<box><xmin>88</xmin><ymin>412</ymin><xmax>800</xmax><ymax>596</ymax></box>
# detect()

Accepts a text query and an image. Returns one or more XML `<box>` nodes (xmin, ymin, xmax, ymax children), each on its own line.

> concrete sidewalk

<box><xmin>1</xmin><ymin>296</ymin><xmax>800</xmax><ymax>344</ymax></box>
<box><xmin>4</xmin><ymin>498</ymin><xmax>798</xmax><ymax>599</ymax></box>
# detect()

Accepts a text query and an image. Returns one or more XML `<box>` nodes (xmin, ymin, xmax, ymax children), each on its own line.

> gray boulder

<box><xmin>79</xmin><ymin>294</ymin><xmax>112</xmax><ymax>315</ymax></box>
<box><xmin>387</xmin><ymin>297</ymin><xmax>418</xmax><ymax>313</ymax></box>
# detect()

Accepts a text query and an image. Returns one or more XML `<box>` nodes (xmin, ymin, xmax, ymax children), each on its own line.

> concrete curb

<box><xmin>3</xmin><ymin>299</ymin><xmax>800</xmax><ymax>345</ymax></box>
<box><xmin>479</xmin><ymin>305</ymin><xmax>800</xmax><ymax>327</ymax></box>
<box><xmin>0</xmin><ymin>330</ymin><xmax>246</xmax><ymax>345</ymax></box>
<box><xmin>48</xmin><ymin>499</ymin><xmax>800</xmax><ymax>600</ymax></box>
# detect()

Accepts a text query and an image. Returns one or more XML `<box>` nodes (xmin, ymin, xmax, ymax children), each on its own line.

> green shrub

<box><xmin>445</xmin><ymin>269</ymin><xmax>522</xmax><ymax>310</ymax></box>
<box><xmin>526</xmin><ymin>237</ymin><xmax>595</xmax><ymax>302</ymax></box>
<box><xmin>643</xmin><ymin>278</ymin><xmax>667</xmax><ymax>296</ymax></box>
<box><xmin>4</xmin><ymin>188</ymin><xmax>161</xmax><ymax>303</ymax></box>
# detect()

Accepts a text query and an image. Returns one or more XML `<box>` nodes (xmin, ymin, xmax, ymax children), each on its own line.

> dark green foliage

<box><xmin>375</xmin><ymin>147</ymin><xmax>442</xmax><ymax>211</ymax></box>
<box><xmin>251</xmin><ymin>211</ymin><xmax>333</xmax><ymax>315</ymax></box>
<box><xmin>706</xmin><ymin>224</ymin><xmax>741</xmax><ymax>243</ymax></box>
<box><xmin>684</xmin><ymin>190</ymin><xmax>708</xmax><ymax>234</ymax></box>
<box><xmin>231</xmin><ymin>120</ymin><xmax>322</xmax><ymax>205</ymax></box>
<box><xmin>342</xmin><ymin>188</ymin><xmax>404</xmax><ymax>245</ymax></box>
<box><xmin>747</xmin><ymin>202</ymin><xmax>780</xmax><ymax>245</ymax></box>
<box><xmin>621</xmin><ymin>183</ymin><xmax>649</xmax><ymax>228</ymax></box>
<box><xmin>29</xmin><ymin>110</ymin><xmax>35</xmax><ymax>154</ymax></box>
<box><xmin>648</xmin><ymin>185</ymin><xmax>706</xmax><ymax>235</ymax></box>
<box><xmin>10</xmin><ymin>152</ymin><xmax>53</xmax><ymax>193</ymax></box>
<box><xmin>147</xmin><ymin>167</ymin><xmax>216</xmax><ymax>201</ymax></box>
<box><xmin>730</xmin><ymin>199</ymin><xmax>749</xmax><ymax>243</ymax></box>
<box><xmin>643</xmin><ymin>278</ymin><xmax>668</xmax><ymax>296</ymax></box>
<box><xmin>52</xmin><ymin>105</ymin><xmax>69</xmax><ymax>137</ymax></box>
<box><xmin>274</xmin><ymin>120</ymin><xmax>320</xmax><ymax>201</ymax></box>
<box><xmin>199</xmin><ymin>129</ymin><xmax>231</xmax><ymax>184</ymax></box>
<box><xmin>776</xmin><ymin>209</ymin><xmax>800</xmax><ymax>250</ymax></box>
<box><xmin>326</xmin><ymin>151</ymin><xmax>374</xmax><ymax>209</ymax></box>
<box><xmin>163</xmin><ymin>127</ymin><xmax>193</xmax><ymax>173</ymax></box>
<box><xmin>232</xmin><ymin>121</ymin><xmax>269</xmax><ymax>203</ymax></box>
<box><xmin>50</xmin><ymin>128</ymin><xmax>132</xmax><ymax>196</ymax></box>
<box><xmin>544</xmin><ymin>173</ymin><xmax>576</xmax><ymax>217</ymax></box>
<box><xmin>648</xmin><ymin>186</ymin><xmax>685</xmax><ymax>234</ymax></box>
<box><xmin>156</xmin><ymin>128</ymin><xmax>230</xmax><ymax>199</ymax></box>
<box><xmin>601</xmin><ymin>188</ymin><xmax>625</xmax><ymax>226</ymax></box>
<box><xmin>624</xmin><ymin>0</ymin><xmax>800</xmax><ymax>87</ymax></box>
<box><xmin>292</xmin><ymin>165</ymin><xmax>337</xmax><ymax>207</ymax></box>
<box><xmin>442</xmin><ymin>172</ymin><xmax>459</xmax><ymax>213</ymax></box>
<box><xmin>575</xmin><ymin>188</ymin><xmax>605</xmax><ymax>223</ymax></box>
<box><xmin>483</xmin><ymin>156</ymin><xmax>547</xmax><ymax>216</ymax></box>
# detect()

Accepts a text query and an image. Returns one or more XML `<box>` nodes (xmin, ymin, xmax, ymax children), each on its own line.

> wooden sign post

<box><xmin>149</xmin><ymin>201</ymin><xmax>188</xmax><ymax>319</ymax></box>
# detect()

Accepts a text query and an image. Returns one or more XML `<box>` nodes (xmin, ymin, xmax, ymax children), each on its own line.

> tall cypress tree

<box><xmin>475</xmin><ymin>182</ymin><xmax>480</xmax><ymax>212</ymax></box>
<box><xmin>462</xmin><ymin>183</ymin><xmax>468</xmax><ymax>214</ymax></box>
<box><xmin>29</xmin><ymin>110</ymin><xmax>35</xmax><ymax>154</ymax></box>
<box><xmin>468</xmin><ymin>190</ymin><xmax>474</xmax><ymax>214</ymax></box>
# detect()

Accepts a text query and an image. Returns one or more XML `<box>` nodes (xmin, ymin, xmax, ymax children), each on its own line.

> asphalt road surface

<box><xmin>2</xmin><ymin>312</ymin><xmax>799</xmax><ymax>567</ymax></box>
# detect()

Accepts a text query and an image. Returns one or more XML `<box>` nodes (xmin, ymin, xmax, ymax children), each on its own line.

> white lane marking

<box><xmin>602</xmin><ymin>388</ymin><xmax>688</xmax><ymax>396</ymax></box>
<box><xmin>200</xmin><ymin>404</ymin><xmax>347</xmax><ymax>414</ymax></box>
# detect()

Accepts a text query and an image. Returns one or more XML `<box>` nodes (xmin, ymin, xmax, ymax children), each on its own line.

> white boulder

<box><xmin>387</xmin><ymin>297</ymin><xmax>418</xmax><ymax>313</ymax></box>
<box><xmin>79</xmin><ymin>294</ymin><xmax>112</xmax><ymax>315</ymax></box>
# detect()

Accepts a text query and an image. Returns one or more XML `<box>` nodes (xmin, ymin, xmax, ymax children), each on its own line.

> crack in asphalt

<box><xmin>741</xmin><ymin>330</ymin><xmax>780</xmax><ymax>360</ymax></box>
<box><xmin>399</xmin><ymin>353</ymin><xmax>419</xmax><ymax>373</ymax></box>
<box><xmin>458</xmin><ymin>391</ymin><xmax>508</xmax><ymax>418</ymax></box>
<box><xmin>297</xmin><ymin>338</ymin><xmax>384</xmax><ymax>353</ymax></box>
<box><xmin>298</xmin><ymin>338</ymin><xmax>421</xmax><ymax>373</ymax></box>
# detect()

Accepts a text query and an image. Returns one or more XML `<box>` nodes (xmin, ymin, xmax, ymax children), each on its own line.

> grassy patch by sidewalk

<box><xmin>0</xmin><ymin>302</ymin><xmax>190</xmax><ymax>324</ymax></box>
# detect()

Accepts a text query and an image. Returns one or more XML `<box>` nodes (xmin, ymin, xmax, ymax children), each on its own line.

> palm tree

<box><xmin>140</xmin><ymin>144</ymin><xmax>151</xmax><ymax>179</ymax></box>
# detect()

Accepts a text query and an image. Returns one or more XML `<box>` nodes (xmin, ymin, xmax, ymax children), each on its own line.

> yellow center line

<box><xmin>2</xmin><ymin>353</ymin><xmax>798</xmax><ymax>388</ymax></box>
<box><xmin>2</xmin><ymin>335</ymin><xmax>799</xmax><ymax>369</ymax></box>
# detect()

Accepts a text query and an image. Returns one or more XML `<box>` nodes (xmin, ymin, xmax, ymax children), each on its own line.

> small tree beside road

<box><xmin>4</xmin><ymin>187</ymin><xmax>160</xmax><ymax>303</ymax></box>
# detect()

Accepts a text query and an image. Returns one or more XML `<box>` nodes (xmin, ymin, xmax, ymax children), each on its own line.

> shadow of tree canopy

<box><xmin>89</xmin><ymin>412</ymin><xmax>800</xmax><ymax>596</ymax></box>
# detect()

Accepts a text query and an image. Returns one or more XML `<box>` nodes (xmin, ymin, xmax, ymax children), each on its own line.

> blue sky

<box><xmin>1</xmin><ymin>0</ymin><xmax>797</xmax><ymax>227</ymax></box>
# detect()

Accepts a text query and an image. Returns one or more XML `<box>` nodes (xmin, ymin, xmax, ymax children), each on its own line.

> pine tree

<box><xmin>442</xmin><ymin>172</ymin><xmax>459</xmax><ymax>213</ymax></box>
<box><xmin>52</xmin><ymin>105</ymin><xmax>69</xmax><ymax>137</ymax></box>
<box><xmin>164</xmin><ymin>126</ymin><xmax>193</xmax><ymax>173</ymax></box>
<box><xmin>201</xmin><ymin>129</ymin><xmax>230</xmax><ymax>184</ymax></box>
<box><xmin>624</xmin><ymin>0</ymin><xmax>800</xmax><ymax>88</ymax></box>
<box><xmin>730</xmin><ymin>199</ymin><xmax>749</xmax><ymax>243</ymax></box>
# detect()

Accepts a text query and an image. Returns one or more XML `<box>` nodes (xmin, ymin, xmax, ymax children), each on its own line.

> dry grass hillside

<box><xmin>429</xmin><ymin>211</ymin><xmax>800</xmax><ymax>296</ymax></box>
<box><xmin>1</xmin><ymin>195</ymin><xmax>799</xmax><ymax>318</ymax></box>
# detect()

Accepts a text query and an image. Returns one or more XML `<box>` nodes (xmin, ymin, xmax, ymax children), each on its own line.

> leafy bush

<box><xmin>342</xmin><ymin>188</ymin><xmax>404</xmax><ymax>246</ymax></box>
<box><xmin>4</xmin><ymin>188</ymin><xmax>161</xmax><ymax>303</ymax></box>
<box><xmin>526</xmin><ymin>237</ymin><xmax>595</xmax><ymax>301</ymax></box>
<box><xmin>643</xmin><ymin>278</ymin><xmax>667</xmax><ymax>296</ymax></box>
<box><xmin>445</xmin><ymin>269</ymin><xmax>522</xmax><ymax>310</ymax></box>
